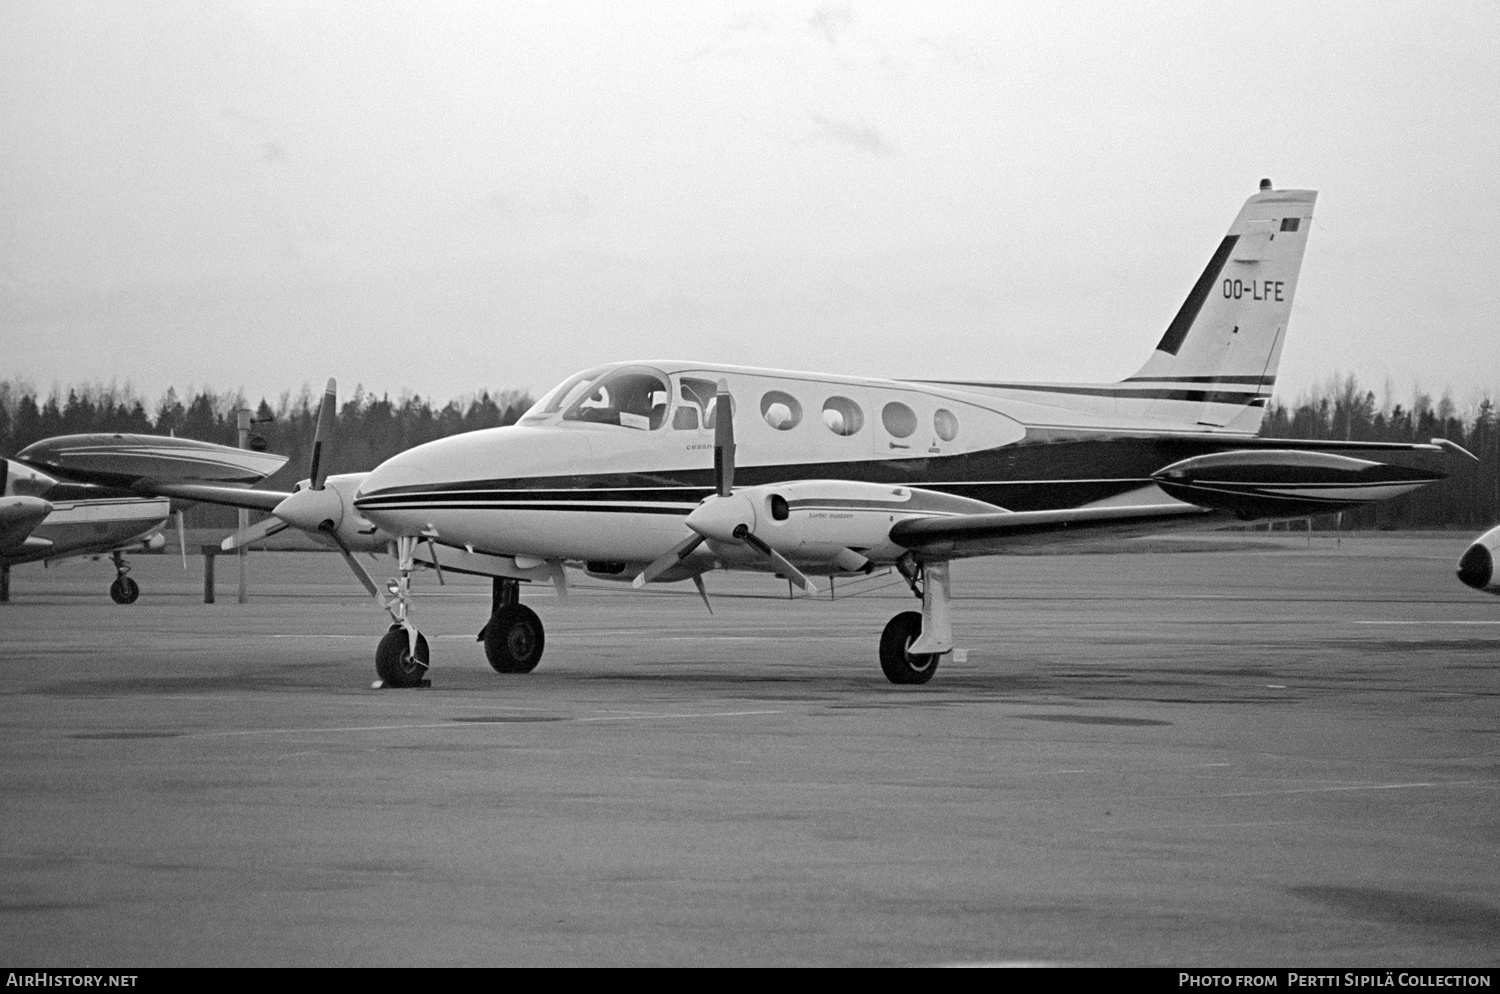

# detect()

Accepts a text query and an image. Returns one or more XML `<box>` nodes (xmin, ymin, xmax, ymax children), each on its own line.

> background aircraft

<box><xmin>6</xmin><ymin>436</ymin><xmax>286</xmax><ymax>602</ymax></box>
<box><xmin>1</xmin><ymin>456</ymin><xmax>171</xmax><ymax>603</ymax></box>
<box><xmin>16</xmin><ymin>381</ymin><xmax>399</xmax><ymax>599</ymax></box>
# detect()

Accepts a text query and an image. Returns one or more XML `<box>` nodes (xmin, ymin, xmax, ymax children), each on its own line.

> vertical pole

<box><xmin>202</xmin><ymin>546</ymin><xmax>216</xmax><ymax>603</ymax></box>
<box><xmin>1</xmin><ymin>562</ymin><xmax>9</xmax><ymax>603</ymax></box>
<box><xmin>237</xmin><ymin>410</ymin><xmax>251</xmax><ymax>604</ymax></box>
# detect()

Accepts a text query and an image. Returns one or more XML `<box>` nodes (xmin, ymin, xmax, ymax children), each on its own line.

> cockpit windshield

<box><xmin>518</xmin><ymin>365</ymin><xmax>671</xmax><ymax>430</ymax></box>
<box><xmin>518</xmin><ymin>366</ymin><xmax>608</xmax><ymax>425</ymax></box>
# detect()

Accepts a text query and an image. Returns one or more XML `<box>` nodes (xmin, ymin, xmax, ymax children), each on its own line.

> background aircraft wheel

<box><xmin>879</xmin><ymin>611</ymin><xmax>940</xmax><ymax>685</ymax></box>
<box><xmin>376</xmin><ymin>626</ymin><xmax>429</xmax><ymax>687</ymax></box>
<box><xmin>484</xmin><ymin>604</ymin><xmax>545</xmax><ymax>674</ymax></box>
<box><xmin>109</xmin><ymin>576</ymin><xmax>140</xmax><ymax>605</ymax></box>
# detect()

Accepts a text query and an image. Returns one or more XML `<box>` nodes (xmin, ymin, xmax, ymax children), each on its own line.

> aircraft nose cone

<box><xmin>274</xmin><ymin>487</ymin><xmax>344</xmax><ymax>532</ymax></box>
<box><xmin>1457</xmin><ymin>543</ymin><xmax>1493</xmax><ymax>590</ymax></box>
<box><xmin>685</xmin><ymin>493</ymin><xmax>755</xmax><ymax>543</ymax></box>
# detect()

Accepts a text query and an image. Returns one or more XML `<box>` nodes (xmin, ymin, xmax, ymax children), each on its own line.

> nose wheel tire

<box><xmin>879</xmin><ymin>610</ymin><xmax>940</xmax><ymax>685</ymax></box>
<box><xmin>376</xmin><ymin>626</ymin><xmax>429</xmax><ymax>687</ymax></box>
<box><xmin>484</xmin><ymin>603</ymin><xmax>546</xmax><ymax>674</ymax></box>
<box><xmin>109</xmin><ymin>576</ymin><xmax>140</xmax><ymax>605</ymax></box>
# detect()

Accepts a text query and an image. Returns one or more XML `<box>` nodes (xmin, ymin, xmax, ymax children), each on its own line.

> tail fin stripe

<box><xmin>1155</xmin><ymin>235</ymin><xmax>1239</xmax><ymax>357</ymax></box>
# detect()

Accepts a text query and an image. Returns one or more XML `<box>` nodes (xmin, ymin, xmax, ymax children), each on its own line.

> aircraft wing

<box><xmin>890</xmin><ymin>502</ymin><xmax>1212</xmax><ymax>558</ymax></box>
<box><xmin>131</xmin><ymin>481</ymin><xmax>292</xmax><ymax>512</ymax></box>
<box><xmin>889</xmin><ymin>443</ymin><xmax>1454</xmax><ymax>559</ymax></box>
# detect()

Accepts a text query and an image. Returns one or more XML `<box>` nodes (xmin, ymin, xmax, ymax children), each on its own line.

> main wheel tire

<box><xmin>483</xmin><ymin>603</ymin><xmax>545</xmax><ymax>674</ymax></box>
<box><xmin>879</xmin><ymin>610</ymin><xmax>940</xmax><ymax>685</ymax></box>
<box><xmin>109</xmin><ymin>576</ymin><xmax>140</xmax><ymax>605</ymax></box>
<box><xmin>376</xmin><ymin>626</ymin><xmax>429</xmax><ymax>687</ymax></box>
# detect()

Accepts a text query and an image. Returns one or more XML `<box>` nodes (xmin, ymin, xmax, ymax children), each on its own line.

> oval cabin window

<box><xmin>821</xmin><ymin>397</ymin><xmax>864</xmax><ymax>436</ymax></box>
<box><xmin>760</xmin><ymin>391</ymin><xmax>803</xmax><ymax>431</ymax></box>
<box><xmin>934</xmin><ymin>408</ymin><xmax>959</xmax><ymax>442</ymax></box>
<box><xmin>882</xmin><ymin>401</ymin><xmax>917</xmax><ymax>439</ymax></box>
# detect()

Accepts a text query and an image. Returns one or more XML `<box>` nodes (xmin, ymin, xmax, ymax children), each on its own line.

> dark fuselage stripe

<box><xmin>909</xmin><ymin>383</ymin><xmax>1266</xmax><ymax>404</ymax></box>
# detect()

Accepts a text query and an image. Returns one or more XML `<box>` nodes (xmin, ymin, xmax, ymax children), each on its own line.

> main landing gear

<box><xmin>108</xmin><ymin>551</ymin><xmax>140</xmax><ymax>605</ymax></box>
<box><xmin>477</xmin><ymin>578</ymin><xmax>545</xmax><ymax>674</ymax></box>
<box><xmin>372</xmin><ymin>537</ymin><xmax>549</xmax><ymax>688</ymax></box>
<box><xmin>879</xmin><ymin>557</ymin><xmax>954</xmax><ymax>685</ymax></box>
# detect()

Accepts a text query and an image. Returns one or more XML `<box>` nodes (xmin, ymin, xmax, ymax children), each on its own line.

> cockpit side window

<box><xmin>679</xmin><ymin>376</ymin><xmax>731</xmax><ymax>429</ymax></box>
<box><xmin>561</xmin><ymin>366</ymin><xmax>670</xmax><ymax>430</ymax></box>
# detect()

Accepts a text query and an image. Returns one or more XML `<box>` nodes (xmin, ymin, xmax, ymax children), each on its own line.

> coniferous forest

<box><xmin>1</xmin><ymin>375</ymin><xmax>1496</xmax><ymax>530</ymax></box>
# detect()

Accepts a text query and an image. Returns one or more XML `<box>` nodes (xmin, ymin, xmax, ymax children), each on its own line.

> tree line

<box><xmin>1</xmin><ymin>374</ymin><xmax>1496</xmax><ymax>530</ymax></box>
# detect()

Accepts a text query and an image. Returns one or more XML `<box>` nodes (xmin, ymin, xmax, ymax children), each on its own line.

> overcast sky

<box><xmin>3</xmin><ymin>1</ymin><xmax>1497</xmax><ymax>412</ymax></box>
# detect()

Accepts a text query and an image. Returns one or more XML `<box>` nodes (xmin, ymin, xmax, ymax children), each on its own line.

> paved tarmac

<box><xmin>1</xmin><ymin>533</ymin><xmax>1496</xmax><ymax>966</ymax></box>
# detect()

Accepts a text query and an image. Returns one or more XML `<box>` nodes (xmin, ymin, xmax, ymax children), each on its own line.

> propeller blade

<box><xmin>832</xmin><ymin>547</ymin><xmax>871</xmax><ymax>573</ymax></box>
<box><xmin>220</xmin><ymin>515</ymin><xmax>291</xmax><ymax>551</ymax></box>
<box><xmin>691</xmin><ymin>573</ymin><xmax>713</xmax><ymax>615</ymax></box>
<box><xmin>714</xmin><ymin>379</ymin><xmax>734</xmax><ymax>497</ymax></box>
<box><xmin>734</xmin><ymin>525</ymin><xmax>818</xmax><ymax>594</ymax></box>
<box><xmin>175</xmin><ymin>510</ymin><xmax>188</xmax><ymax>570</ymax></box>
<box><xmin>632</xmin><ymin>533</ymin><xmax>706</xmax><ymax>587</ymax></box>
<box><xmin>320</xmin><ymin>524</ymin><xmax>382</xmax><ymax>600</ymax></box>
<box><xmin>308</xmin><ymin>377</ymin><xmax>337</xmax><ymax>491</ymax></box>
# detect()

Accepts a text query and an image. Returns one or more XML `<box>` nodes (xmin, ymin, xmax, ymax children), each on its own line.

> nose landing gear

<box><xmin>373</xmin><ymin>535</ymin><xmax>429</xmax><ymax>688</ymax></box>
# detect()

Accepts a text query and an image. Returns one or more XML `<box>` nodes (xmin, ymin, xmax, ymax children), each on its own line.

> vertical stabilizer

<box><xmin>1130</xmin><ymin>181</ymin><xmax>1317</xmax><ymax>431</ymax></box>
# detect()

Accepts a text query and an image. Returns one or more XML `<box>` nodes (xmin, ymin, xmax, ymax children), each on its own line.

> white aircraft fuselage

<box><xmin>353</xmin><ymin>360</ymin><xmax>1263</xmax><ymax>573</ymax></box>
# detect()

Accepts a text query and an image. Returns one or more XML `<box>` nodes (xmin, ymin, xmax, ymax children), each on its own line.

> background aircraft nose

<box><xmin>1457</xmin><ymin>542</ymin><xmax>1493</xmax><ymax>590</ymax></box>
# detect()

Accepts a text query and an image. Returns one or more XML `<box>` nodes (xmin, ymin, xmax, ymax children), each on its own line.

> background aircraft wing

<box><xmin>17</xmin><ymin>433</ymin><xmax>294</xmax><ymax>513</ymax></box>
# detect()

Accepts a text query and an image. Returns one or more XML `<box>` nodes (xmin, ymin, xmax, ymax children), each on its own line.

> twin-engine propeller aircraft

<box><xmin>334</xmin><ymin>180</ymin><xmax>1466</xmax><ymax>687</ymax></box>
<box><xmin>3</xmin><ymin>437</ymin><xmax>286</xmax><ymax>602</ymax></box>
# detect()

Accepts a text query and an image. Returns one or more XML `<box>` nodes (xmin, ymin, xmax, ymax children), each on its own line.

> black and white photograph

<box><xmin>2</xmin><ymin>0</ymin><xmax>1497</xmax><ymax>971</ymax></box>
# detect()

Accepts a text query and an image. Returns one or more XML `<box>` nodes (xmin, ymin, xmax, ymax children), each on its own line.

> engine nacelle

<box><xmin>716</xmin><ymin>480</ymin><xmax>1001</xmax><ymax>568</ymax></box>
<box><xmin>1457</xmin><ymin>524</ymin><xmax>1500</xmax><ymax>595</ymax></box>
